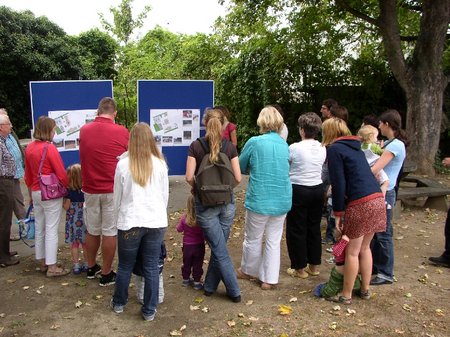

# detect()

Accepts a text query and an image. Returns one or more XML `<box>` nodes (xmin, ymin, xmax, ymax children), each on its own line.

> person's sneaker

<box><xmin>142</xmin><ymin>311</ymin><xmax>156</xmax><ymax>321</ymax></box>
<box><xmin>193</xmin><ymin>281</ymin><xmax>203</xmax><ymax>290</ymax></box>
<box><xmin>99</xmin><ymin>271</ymin><xmax>116</xmax><ymax>287</ymax></box>
<box><xmin>229</xmin><ymin>295</ymin><xmax>241</xmax><ymax>303</ymax></box>
<box><xmin>181</xmin><ymin>278</ymin><xmax>192</xmax><ymax>287</ymax></box>
<box><xmin>73</xmin><ymin>263</ymin><xmax>82</xmax><ymax>275</ymax></box>
<box><xmin>81</xmin><ymin>263</ymin><xmax>89</xmax><ymax>273</ymax></box>
<box><xmin>428</xmin><ymin>255</ymin><xmax>450</xmax><ymax>268</ymax></box>
<box><xmin>110</xmin><ymin>299</ymin><xmax>124</xmax><ymax>314</ymax></box>
<box><xmin>326</xmin><ymin>247</ymin><xmax>333</xmax><ymax>253</ymax></box>
<box><xmin>86</xmin><ymin>263</ymin><xmax>102</xmax><ymax>279</ymax></box>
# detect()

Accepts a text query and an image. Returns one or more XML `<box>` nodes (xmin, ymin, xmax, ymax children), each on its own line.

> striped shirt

<box><xmin>5</xmin><ymin>134</ymin><xmax>24</xmax><ymax>179</ymax></box>
<box><xmin>0</xmin><ymin>135</ymin><xmax>16</xmax><ymax>177</ymax></box>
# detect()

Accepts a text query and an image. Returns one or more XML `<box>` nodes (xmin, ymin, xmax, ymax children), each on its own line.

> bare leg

<box><xmin>86</xmin><ymin>233</ymin><xmax>100</xmax><ymax>267</ymax></box>
<box><xmin>358</xmin><ymin>233</ymin><xmax>375</xmax><ymax>293</ymax></box>
<box><xmin>101</xmin><ymin>235</ymin><xmax>117</xmax><ymax>274</ymax></box>
<box><xmin>71</xmin><ymin>245</ymin><xmax>80</xmax><ymax>264</ymax></box>
<box><xmin>341</xmin><ymin>236</ymin><xmax>363</xmax><ymax>299</ymax></box>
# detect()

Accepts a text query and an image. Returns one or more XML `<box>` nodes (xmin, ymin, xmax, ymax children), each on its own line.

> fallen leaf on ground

<box><xmin>402</xmin><ymin>304</ymin><xmax>412</xmax><ymax>312</ymax></box>
<box><xmin>405</xmin><ymin>293</ymin><xmax>412</xmax><ymax>298</ymax></box>
<box><xmin>329</xmin><ymin>322</ymin><xmax>337</xmax><ymax>330</ymax></box>
<box><xmin>61</xmin><ymin>282</ymin><xmax>69</xmax><ymax>286</ymax></box>
<box><xmin>238</xmin><ymin>313</ymin><xmax>245</xmax><ymax>318</ymax></box>
<box><xmin>22</xmin><ymin>286</ymin><xmax>29</xmax><ymax>290</ymax></box>
<box><xmin>50</xmin><ymin>325</ymin><xmax>60</xmax><ymax>330</ymax></box>
<box><xmin>435</xmin><ymin>309</ymin><xmax>444</xmax><ymax>316</ymax></box>
<box><xmin>333</xmin><ymin>305</ymin><xmax>341</xmax><ymax>311</ymax></box>
<box><xmin>75</xmin><ymin>300</ymin><xmax>83</xmax><ymax>308</ymax></box>
<box><xmin>346</xmin><ymin>308</ymin><xmax>356</xmax><ymax>315</ymax></box>
<box><xmin>194</xmin><ymin>297</ymin><xmax>204</xmax><ymax>304</ymax></box>
<box><xmin>190</xmin><ymin>305</ymin><xmax>200</xmax><ymax>311</ymax></box>
<box><xmin>248</xmin><ymin>316</ymin><xmax>259</xmax><ymax>321</ymax></box>
<box><xmin>395</xmin><ymin>329</ymin><xmax>405</xmax><ymax>334</ymax></box>
<box><xmin>278</xmin><ymin>305</ymin><xmax>293</xmax><ymax>315</ymax></box>
<box><xmin>289</xmin><ymin>297</ymin><xmax>297</xmax><ymax>302</ymax></box>
<box><xmin>227</xmin><ymin>320</ymin><xmax>236</xmax><ymax>327</ymax></box>
<box><xmin>246</xmin><ymin>300</ymin><xmax>253</xmax><ymax>305</ymax></box>
<box><xmin>201</xmin><ymin>307</ymin><xmax>209</xmax><ymax>313</ymax></box>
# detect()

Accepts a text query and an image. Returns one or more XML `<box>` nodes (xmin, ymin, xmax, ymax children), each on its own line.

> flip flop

<box><xmin>236</xmin><ymin>268</ymin><xmax>252</xmax><ymax>280</ymax></box>
<box><xmin>46</xmin><ymin>268</ymin><xmax>70</xmax><ymax>277</ymax></box>
<box><xmin>305</xmin><ymin>265</ymin><xmax>320</xmax><ymax>276</ymax></box>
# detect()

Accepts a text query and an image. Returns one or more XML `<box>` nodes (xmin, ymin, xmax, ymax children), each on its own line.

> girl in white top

<box><xmin>111</xmin><ymin>122</ymin><xmax>169</xmax><ymax>322</ymax></box>
<box><xmin>286</xmin><ymin>112</ymin><xmax>327</xmax><ymax>278</ymax></box>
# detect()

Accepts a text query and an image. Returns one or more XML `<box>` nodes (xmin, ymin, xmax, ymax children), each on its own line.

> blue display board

<box><xmin>29</xmin><ymin>80</ymin><xmax>113</xmax><ymax>167</ymax></box>
<box><xmin>137</xmin><ymin>80</ymin><xmax>214</xmax><ymax>175</ymax></box>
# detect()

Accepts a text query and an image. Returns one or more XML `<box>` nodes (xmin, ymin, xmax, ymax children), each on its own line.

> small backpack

<box><xmin>195</xmin><ymin>137</ymin><xmax>236</xmax><ymax>206</ymax></box>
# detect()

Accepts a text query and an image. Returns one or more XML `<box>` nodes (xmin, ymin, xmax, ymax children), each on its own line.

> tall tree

<box><xmin>0</xmin><ymin>6</ymin><xmax>83</xmax><ymax>137</ymax></box>
<box><xmin>99</xmin><ymin>0</ymin><xmax>151</xmax><ymax>127</ymax></box>
<box><xmin>335</xmin><ymin>0</ymin><xmax>450</xmax><ymax>174</ymax></box>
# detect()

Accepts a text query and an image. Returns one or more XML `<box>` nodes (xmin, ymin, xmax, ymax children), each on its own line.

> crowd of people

<box><xmin>1</xmin><ymin>97</ymin><xmax>450</xmax><ymax>321</ymax></box>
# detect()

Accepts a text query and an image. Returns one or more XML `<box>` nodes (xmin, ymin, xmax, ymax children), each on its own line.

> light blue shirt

<box><xmin>384</xmin><ymin>138</ymin><xmax>406</xmax><ymax>190</ymax></box>
<box><xmin>5</xmin><ymin>134</ymin><xmax>24</xmax><ymax>179</ymax></box>
<box><xmin>239</xmin><ymin>131</ymin><xmax>292</xmax><ymax>216</ymax></box>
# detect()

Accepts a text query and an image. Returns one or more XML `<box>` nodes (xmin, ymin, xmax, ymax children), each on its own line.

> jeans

<box><xmin>195</xmin><ymin>197</ymin><xmax>240</xmax><ymax>298</ymax></box>
<box><xmin>371</xmin><ymin>189</ymin><xmax>395</xmax><ymax>281</ymax></box>
<box><xmin>112</xmin><ymin>227</ymin><xmax>166</xmax><ymax>317</ymax></box>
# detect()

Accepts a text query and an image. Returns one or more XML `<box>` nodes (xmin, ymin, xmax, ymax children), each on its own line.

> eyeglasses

<box><xmin>0</xmin><ymin>123</ymin><xmax>12</xmax><ymax>126</ymax></box>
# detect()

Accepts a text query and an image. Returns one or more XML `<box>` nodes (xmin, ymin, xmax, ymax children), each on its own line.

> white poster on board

<box><xmin>48</xmin><ymin>109</ymin><xmax>97</xmax><ymax>152</ymax></box>
<box><xmin>150</xmin><ymin>109</ymin><xmax>200</xmax><ymax>147</ymax></box>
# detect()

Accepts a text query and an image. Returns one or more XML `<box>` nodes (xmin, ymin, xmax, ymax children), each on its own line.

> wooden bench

<box><xmin>397</xmin><ymin>175</ymin><xmax>450</xmax><ymax>211</ymax></box>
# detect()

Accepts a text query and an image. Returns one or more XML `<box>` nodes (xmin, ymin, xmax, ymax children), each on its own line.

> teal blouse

<box><xmin>239</xmin><ymin>131</ymin><xmax>292</xmax><ymax>216</ymax></box>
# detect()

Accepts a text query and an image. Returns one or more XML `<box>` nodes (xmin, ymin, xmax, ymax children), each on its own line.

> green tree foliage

<box><xmin>76</xmin><ymin>28</ymin><xmax>119</xmax><ymax>80</ymax></box>
<box><xmin>0</xmin><ymin>6</ymin><xmax>83</xmax><ymax>137</ymax></box>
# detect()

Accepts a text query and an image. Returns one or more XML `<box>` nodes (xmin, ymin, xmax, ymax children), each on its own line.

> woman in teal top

<box><xmin>236</xmin><ymin>106</ymin><xmax>292</xmax><ymax>290</ymax></box>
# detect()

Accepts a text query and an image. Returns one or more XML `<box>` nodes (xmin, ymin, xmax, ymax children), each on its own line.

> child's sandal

<box><xmin>357</xmin><ymin>289</ymin><xmax>371</xmax><ymax>300</ymax></box>
<box><xmin>326</xmin><ymin>295</ymin><xmax>352</xmax><ymax>305</ymax></box>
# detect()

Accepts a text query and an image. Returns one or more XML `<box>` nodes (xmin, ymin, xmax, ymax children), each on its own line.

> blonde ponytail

<box><xmin>204</xmin><ymin>109</ymin><xmax>225</xmax><ymax>163</ymax></box>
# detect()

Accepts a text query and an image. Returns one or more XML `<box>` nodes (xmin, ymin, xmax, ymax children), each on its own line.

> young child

<box><xmin>314</xmin><ymin>230</ymin><xmax>363</xmax><ymax>299</ymax></box>
<box><xmin>134</xmin><ymin>242</ymin><xmax>166</xmax><ymax>305</ymax></box>
<box><xmin>176</xmin><ymin>195</ymin><xmax>205</xmax><ymax>290</ymax></box>
<box><xmin>358</xmin><ymin>125</ymin><xmax>389</xmax><ymax>196</ymax></box>
<box><xmin>63</xmin><ymin>164</ymin><xmax>88</xmax><ymax>274</ymax></box>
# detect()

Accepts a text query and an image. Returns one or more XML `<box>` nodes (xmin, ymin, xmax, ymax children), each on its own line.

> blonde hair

<box><xmin>67</xmin><ymin>164</ymin><xmax>82</xmax><ymax>190</ymax></box>
<box><xmin>204</xmin><ymin>108</ymin><xmax>224</xmax><ymax>163</ymax></box>
<box><xmin>322</xmin><ymin>117</ymin><xmax>352</xmax><ymax>147</ymax></box>
<box><xmin>185</xmin><ymin>194</ymin><xmax>197</xmax><ymax>227</ymax></box>
<box><xmin>128</xmin><ymin>123</ymin><xmax>164</xmax><ymax>187</ymax></box>
<box><xmin>357</xmin><ymin>125</ymin><xmax>378</xmax><ymax>144</ymax></box>
<box><xmin>257</xmin><ymin>106</ymin><xmax>283</xmax><ymax>134</ymax></box>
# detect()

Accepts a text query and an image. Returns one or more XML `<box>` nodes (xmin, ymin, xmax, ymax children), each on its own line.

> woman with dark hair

<box><xmin>321</xmin><ymin>117</ymin><xmax>386</xmax><ymax>304</ymax></box>
<box><xmin>370</xmin><ymin>109</ymin><xmax>407</xmax><ymax>286</ymax></box>
<box><xmin>286</xmin><ymin>113</ymin><xmax>326</xmax><ymax>278</ymax></box>
<box><xmin>185</xmin><ymin>108</ymin><xmax>242</xmax><ymax>302</ymax></box>
<box><xmin>214</xmin><ymin>106</ymin><xmax>238</xmax><ymax>147</ymax></box>
<box><xmin>24</xmin><ymin>116</ymin><xmax>69</xmax><ymax>277</ymax></box>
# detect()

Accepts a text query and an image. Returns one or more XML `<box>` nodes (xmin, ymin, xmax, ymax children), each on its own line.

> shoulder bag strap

<box><xmin>38</xmin><ymin>142</ymin><xmax>50</xmax><ymax>177</ymax></box>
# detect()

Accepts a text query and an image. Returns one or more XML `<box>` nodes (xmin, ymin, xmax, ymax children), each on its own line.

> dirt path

<box><xmin>1</xmin><ymin>178</ymin><xmax>450</xmax><ymax>337</ymax></box>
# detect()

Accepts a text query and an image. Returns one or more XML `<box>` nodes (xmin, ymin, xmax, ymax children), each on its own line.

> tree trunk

<box><xmin>404</xmin><ymin>74</ymin><xmax>446</xmax><ymax>176</ymax></box>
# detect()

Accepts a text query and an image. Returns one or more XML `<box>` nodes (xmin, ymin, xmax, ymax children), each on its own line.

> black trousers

<box><xmin>444</xmin><ymin>207</ymin><xmax>450</xmax><ymax>259</ymax></box>
<box><xmin>286</xmin><ymin>183</ymin><xmax>323</xmax><ymax>269</ymax></box>
<box><xmin>0</xmin><ymin>179</ymin><xmax>14</xmax><ymax>263</ymax></box>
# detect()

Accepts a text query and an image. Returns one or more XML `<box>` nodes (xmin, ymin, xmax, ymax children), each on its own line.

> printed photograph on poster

<box><xmin>150</xmin><ymin>109</ymin><xmax>200</xmax><ymax>146</ymax></box>
<box><xmin>48</xmin><ymin>109</ymin><xmax>97</xmax><ymax>152</ymax></box>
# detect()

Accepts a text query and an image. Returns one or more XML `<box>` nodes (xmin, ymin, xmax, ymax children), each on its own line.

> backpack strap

<box><xmin>220</xmin><ymin>139</ymin><xmax>230</xmax><ymax>154</ymax></box>
<box><xmin>197</xmin><ymin>137</ymin><xmax>209</xmax><ymax>154</ymax></box>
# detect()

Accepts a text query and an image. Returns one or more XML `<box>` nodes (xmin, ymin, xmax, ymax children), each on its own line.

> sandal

<box><xmin>10</xmin><ymin>235</ymin><xmax>20</xmax><ymax>241</ymax></box>
<box><xmin>236</xmin><ymin>268</ymin><xmax>252</xmax><ymax>280</ymax></box>
<box><xmin>296</xmin><ymin>270</ymin><xmax>309</xmax><ymax>279</ymax></box>
<box><xmin>326</xmin><ymin>295</ymin><xmax>352</xmax><ymax>305</ymax></box>
<box><xmin>46</xmin><ymin>267</ymin><xmax>70</xmax><ymax>277</ymax></box>
<box><xmin>261</xmin><ymin>282</ymin><xmax>273</xmax><ymax>290</ymax></box>
<box><xmin>356</xmin><ymin>289</ymin><xmax>371</xmax><ymax>300</ymax></box>
<box><xmin>305</xmin><ymin>265</ymin><xmax>320</xmax><ymax>276</ymax></box>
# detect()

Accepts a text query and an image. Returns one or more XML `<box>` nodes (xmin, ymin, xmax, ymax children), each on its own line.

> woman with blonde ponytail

<box><xmin>111</xmin><ymin>123</ymin><xmax>169</xmax><ymax>321</ymax></box>
<box><xmin>185</xmin><ymin>108</ymin><xmax>242</xmax><ymax>303</ymax></box>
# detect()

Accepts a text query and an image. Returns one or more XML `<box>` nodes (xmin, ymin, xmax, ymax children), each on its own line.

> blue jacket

<box><xmin>327</xmin><ymin>136</ymin><xmax>381</xmax><ymax>216</ymax></box>
<box><xmin>239</xmin><ymin>131</ymin><xmax>292</xmax><ymax>216</ymax></box>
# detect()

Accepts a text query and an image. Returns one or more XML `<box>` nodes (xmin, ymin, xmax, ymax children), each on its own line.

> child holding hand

<box><xmin>177</xmin><ymin>195</ymin><xmax>205</xmax><ymax>290</ymax></box>
<box><xmin>63</xmin><ymin>164</ymin><xmax>88</xmax><ymax>274</ymax></box>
